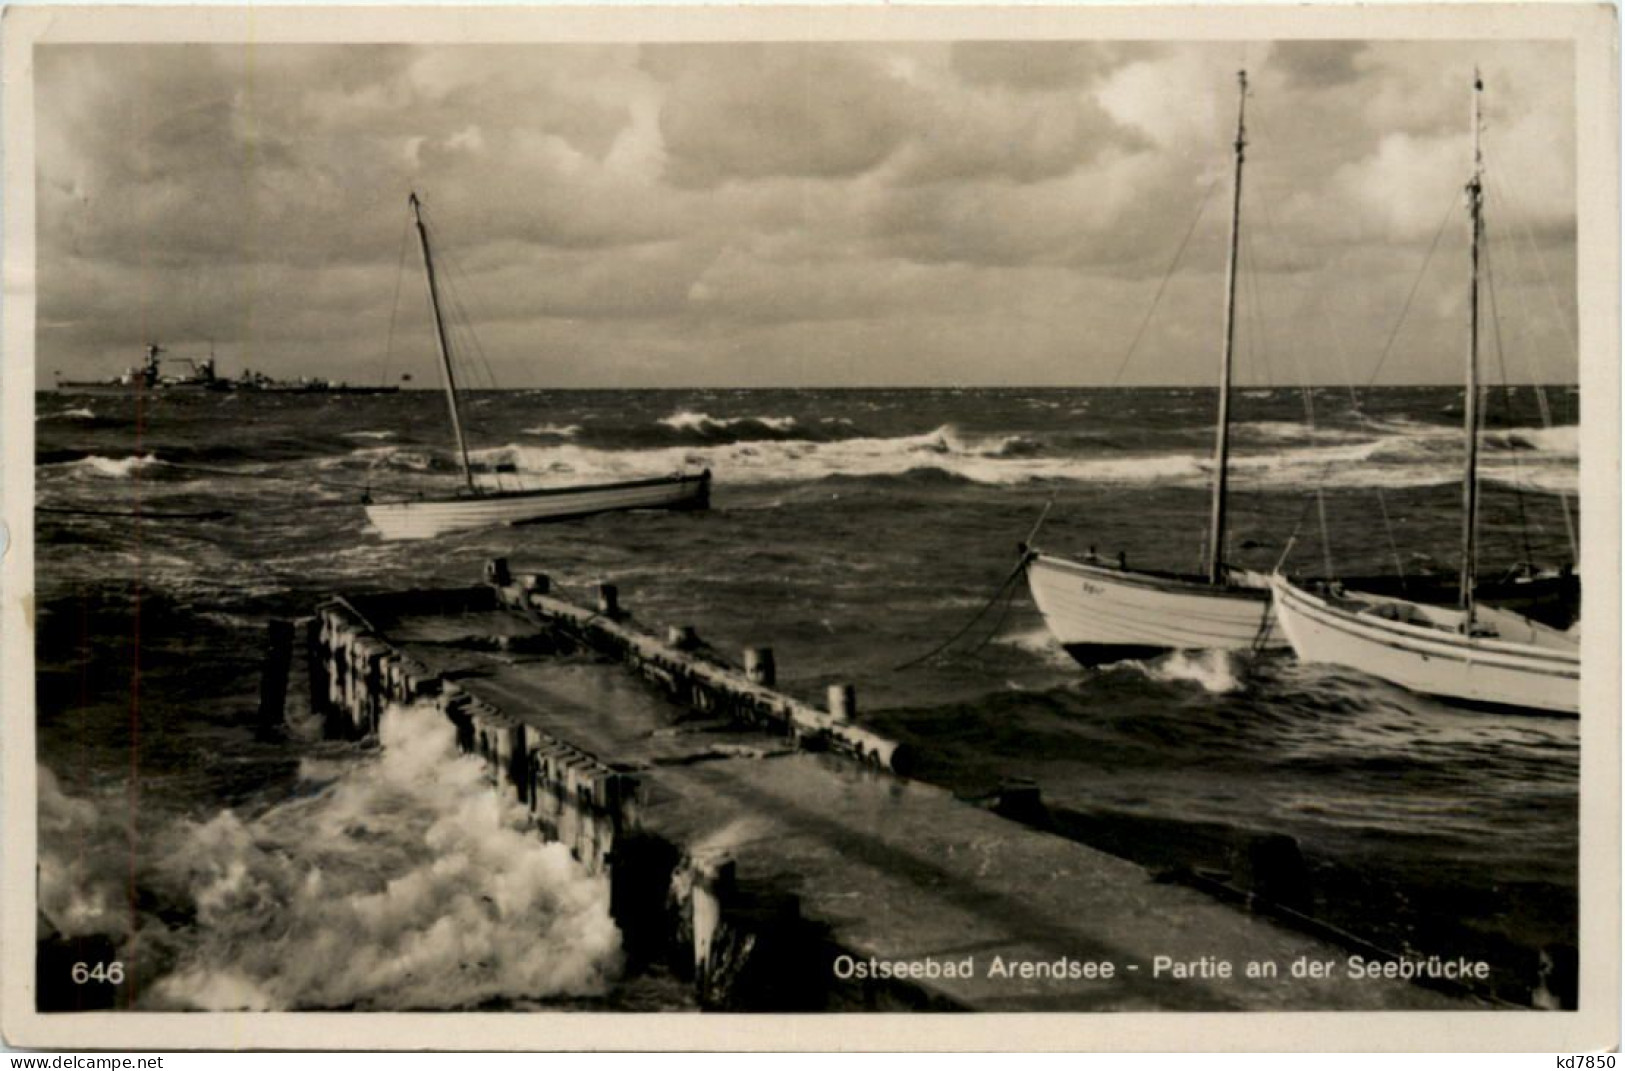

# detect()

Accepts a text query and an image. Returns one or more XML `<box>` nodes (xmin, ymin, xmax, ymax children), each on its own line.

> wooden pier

<box><xmin>300</xmin><ymin>560</ymin><xmax>1483</xmax><ymax>1012</ymax></box>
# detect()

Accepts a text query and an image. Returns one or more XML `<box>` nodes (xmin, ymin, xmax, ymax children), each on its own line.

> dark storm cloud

<box><xmin>643</xmin><ymin>44</ymin><xmax>914</xmax><ymax>187</ymax></box>
<box><xmin>35</xmin><ymin>40</ymin><xmax>1577</xmax><ymax>387</ymax></box>
<box><xmin>948</xmin><ymin>41</ymin><xmax>1157</xmax><ymax>91</ymax></box>
<box><xmin>1268</xmin><ymin>41</ymin><xmax>1369</xmax><ymax>89</ymax></box>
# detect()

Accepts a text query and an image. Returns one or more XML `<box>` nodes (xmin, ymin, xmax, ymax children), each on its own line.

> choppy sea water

<box><xmin>33</xmin><ymin>385</ymin><xmax>1581</xmax><ymax>1010</ymax></box>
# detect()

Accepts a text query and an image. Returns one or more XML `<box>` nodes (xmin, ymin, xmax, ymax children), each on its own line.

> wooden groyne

<box><xmin>298</xmin><ymin>560</ymin><xmax>1486</xmax><ymax>1012</ymax></box>
<box><xmin>486</xmin><ymin>558</ymin><xmax>907</xmax><ymax>773</ymax></box>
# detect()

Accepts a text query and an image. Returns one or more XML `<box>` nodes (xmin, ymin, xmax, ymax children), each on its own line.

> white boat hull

<box><xmin>1267</xmin><ymin>575</ymin><xmax>1579</xmax><ymax>715</ymax></box>
<box><xmin>1026</xmin><ymin>553</ymin><xmax>1283</xmax><ymax>665</ymax></box>
<box><xmin>365</xmin><ymin>471</ymin><xmax>710</xmax><ymax>541</ymax></box>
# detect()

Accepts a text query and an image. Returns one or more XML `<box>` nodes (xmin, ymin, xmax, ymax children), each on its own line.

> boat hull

<box><xmin>1026</xmin><ymin>553</ymin><xmax>1283</xmax><ymax>665</ymax></box>
<box><xmin>1267</xmin><ymin>575</ymin><xmax>1579</xmax><ymax>716</ymax></box>
<box><xmin>365</xmin><ymin>471</ymin><xmax>710</xmax><ymax>541</ymax></box>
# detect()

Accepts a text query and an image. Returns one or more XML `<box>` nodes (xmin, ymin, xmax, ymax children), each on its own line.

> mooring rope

<box><xmin>890</xmin><ymin>493</ymin><xmax>1059</xmax><ymax>673</ymax></box>
<box><xmin>890</xmin><ymin>552</ymin><xmax>1033</xmax><ymax>673</ymax></box>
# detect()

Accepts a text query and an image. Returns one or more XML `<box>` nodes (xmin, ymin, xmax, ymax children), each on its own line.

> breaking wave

<box><xmin>1233</xmin><ymin>421</ymin><xmax>1367</xmax><ymax>444</ymax></box>
<box><xmin>326</xmin><ymin>420</ymin><xmax>1577</xmax><ymax>494</ymax></box>
<box><xmin>522</xmin><ymin>423</ymin><xmax>582</xmax><ymax>439</ymax></box>
<box><xmin>993</xmin><ymin>625</ymin><xmax>1079</xmax><ymax>668</ymax></box>
<box><xmin>149</xmin><ymin>702</ymin><xmax>621</xmax><ymax>1010</ymax></box>
<box><xmin>38</xmin><ymin>767</ymin><xmax>126</xmax><ymax>939</ymax></box>
<box><xmin>52</xmin><ymin>453</ymin><xmax>164</xmax><ymax>479</ymax></box>
<box><xmin>658</xmin><ymin>410</ymin><xmax>801</xmax><ymax>437</ymax></box>
<box><xmin>1484</xmin><ymin>425</ymin><xmax>1579</xmax><ymax>454</ymax></box>
<box><xmin>1135</xmin><ymin>649</ymin><xmax>1244</xmax><ymax>695</ymax></box>
<box><xmin>39</xmin><ymin>704</ymin><xmax>622</xmax><ymax>1011</ymax></box>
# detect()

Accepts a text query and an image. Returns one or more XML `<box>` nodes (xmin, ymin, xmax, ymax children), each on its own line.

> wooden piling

<box><xmin>993</xmin><ymin>777</ymin><xmax>1049</xmax><ymax>827</ymax></box>
<box><xmin>256</xmin><ymin>619</ymin><xmax>295</xmax><ymax>733</ymax></box>
<box><xmin>827</xmin><ymin>683</ymin><xmax>856</xmax><ymax>722</ymax></box>
<box><xmin>297</xmin><ymin>579</ymin><xmax>1485</xmax><ymax>1014</ymax></box>
<box><xmin>597</xmin><ymin>583</ymin><xmax>620</xmax><ymax>618</ymax></box>
<box><xmin>485</xmin><ymin>557</ymin><xmax>511</xmax><ymax>587</ymax></box>
<box><xmin>667</xmin><ymin>625</ymin><xmax>699</xmax><ymax>651</ymax></box>
<box><xmin>1233</xmin><ymin>832</ymin><xmax>1312</xmax><ymax>913</ymax></box>
<box><xmin>304</xmin><ymin>617</ymin><xmax>327</xmax><ymax>720</ymax></box>
<box><xmin>744</xmin><ymin>647</ymin><xmax>776</xmax><ymax>688</ymax></box>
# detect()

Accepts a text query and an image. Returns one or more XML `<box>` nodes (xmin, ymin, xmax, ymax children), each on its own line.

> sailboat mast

<box><xmin>409</xmin><ymin>192</ymin><xmax>475</xmax><ymax>493</ymax></box>
<box><xmin>1460</xmin><ymin>74</ymin><xmax>1485</xmax><ymax>620</ymax></box>
<box><xmin>1207</xmin><ymin>69</ymin><xmax>1248</xmax><ymax>585</ymax></box>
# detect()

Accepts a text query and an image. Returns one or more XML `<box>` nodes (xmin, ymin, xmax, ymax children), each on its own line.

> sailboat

<box><xmin>1267</xmin><ymin>74</ymin><xmax>1580</xmax><ymax>716</ymax></box>
<box><xmin>1025</xmin><ymin>70</ymin><xmax>1287</xmax><ymax>665</ymax></box>
<box><xmin>364</xmin><ymin>193</ymin><xmax>711</xmax><ymax>541</ymax></box>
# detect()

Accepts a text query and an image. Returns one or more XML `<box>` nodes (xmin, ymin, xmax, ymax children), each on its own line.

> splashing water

<box><xmin>687</xmin><ymin>817</ymin><xmax>773</xmax><ymax>864</ymax></box>
<box><xmin>42</xmin><ymin>702</ymin><xmax>623</xmax><ymax>1011</ymax></box>
<box><xmin>658</xmin><ymin>410</ymin><xmax>799</xmax><ymax>434</ymax></box>
<box><xmin>521</xmin><ymin>423</ymin><xmax>583</xmax><ymax>439</ymax></box>
<box><xmin>1139</xmin><ymin>649</ymin><xmax>1244</xmax><ymax>695</ymax></box>
<box><xmin>324</xmin><ymin>416</ymin><xmax>1578</xmax><ymax>493</ymax></box>
<box><xmin>61</xmin><ymin>453</ymin><xmax>162</xmax><ymax>479</ymax></box>
<box><xmin>38</xmin><ymin>767</ymin><xmax>127</xmax><ymax>939</ymax></box>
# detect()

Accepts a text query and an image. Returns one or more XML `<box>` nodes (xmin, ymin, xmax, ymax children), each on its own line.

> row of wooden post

<box><xmin>487</xmin><ymin>560</ymin><xmax>899</xmax><ymax>769</ymax></box>
<box><xmin>296</xmin><ymin>589</ymin><xmax>813</xmax><ymax>1006</ymax></box>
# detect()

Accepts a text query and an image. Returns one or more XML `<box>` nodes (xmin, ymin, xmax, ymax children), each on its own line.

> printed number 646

<box><xmin>70</xmin><ymin>961</ymin><xmax>124</xmax><ymax>985</ymax></box>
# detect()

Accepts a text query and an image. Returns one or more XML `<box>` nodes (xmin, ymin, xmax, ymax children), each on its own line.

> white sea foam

<box><xmin>993</xmin><ymin>625</ymin><xmax>1078</xmax><ymax>668</ymax></box>
<box><xmin>1233</xmin><ymin>420</ymin><xmax>1365</xmax><ymax>444</ymax></box>
<box><xmin>357</xmin><ymin>419</ymin><xmax>1576</xmax><ymax>494</ymax></box>
<box><xmin>659</xmin><ymin>410</ymin><xmax>799</xmax><ymax>434</ymax></box>
<box><xmin>144</xmin><ymin>702</ymin><xmax>621</xmax><ymax>1010</ymax></box>
<box><xmin>1485</xmin><ymin>425</ymin><xmax>1579</xmax><ymax>454</ymax></box>
<box><xmin>326</xmin><ymin>445</ymin><xmax>434</xmax><ymax>471</ymax></box>
<box><xmin>522</xmin><ymin>423</ymin><xmax>582</xmax><ymax>439</ymax></box>
<box><xmin>61</xmin><ymin>454</ymin><xmax>162</xmax><ymax>479</ymax></box>
<box><xmin>340</xmin><ymin>430</ymin><xmax>396</xmax><ymax>440</ymax></box>
<box><xmin>1480</xmin><ymin>464</ymin><xmax>1579</xmax><ymax>495</ymax></box>
<box><xmin>1138</xmin><ymin>649</ymin><xmax>1243</xmax><ymax>694</ymax></box>
<box><xmin>45</xmin><ymin>407</ymin><xmax>97</xmax><ymax>420</ymax></box>
<box><xmin>38</xmin><ymin>768</ymin><xmax>125</xmax><ymax>939</ymax></box>
<box><xmin>465</xmin><ymin>426</ymin><xmax>1207</xmax><ymax>488</ymax></box>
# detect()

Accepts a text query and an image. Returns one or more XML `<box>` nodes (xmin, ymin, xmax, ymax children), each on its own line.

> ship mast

<box><xmin>1459</xmin><ymin>73</ymin><xmax>1485</xmax><ymax>623</ymax></box>
<box><xmin>1207</xmin><ymin>69</ymin><xmax>1248</xmax><ymax>585</ymax></box>
<box><xmin>409</xmin><ymin>192</ymin><xmax>475</xmax><ymax>494</ymax></box>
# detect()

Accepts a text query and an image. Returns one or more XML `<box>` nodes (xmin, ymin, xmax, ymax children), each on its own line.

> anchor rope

<box><xmin>890</xmin><ymin>552</ymin><xmax>1032</xmax><ymax>673</ymax></box>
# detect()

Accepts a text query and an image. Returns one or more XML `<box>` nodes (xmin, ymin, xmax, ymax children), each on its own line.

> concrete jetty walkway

<box><xmin>303</xmin><ymin>566</ymin><xmax>1483</xmax><ymax>1012</ymax></box>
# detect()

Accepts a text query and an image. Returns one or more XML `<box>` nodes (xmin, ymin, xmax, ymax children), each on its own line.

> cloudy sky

<box><xmin>35</xmin><ymin>39</ymin><xmax>1576</xmax><ymax>388</ymax></box>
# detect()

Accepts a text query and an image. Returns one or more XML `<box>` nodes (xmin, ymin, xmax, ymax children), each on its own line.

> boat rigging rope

<box><xmin>1488</xmin><ymin>171</ymin><xmax>1579</xmax><ymax>358</ymax></box>
<box><xmin>378</xmin><ymin>211</ymin><xmax>413</xmax><ymax>390</ymax></box>
<box><xmin>1107</xmin><ymin>174</ymin><xmax>1224</xmax><ymax>388</ymax></box>
<box><xmin>1232</xmin><ymin>130</ymin><xmax>1351</xmax><ymax>584</ymax></box>
<box><xmin>418</xmin><ymin>210</ymin><xmax>516</xmax><ymax>491</ymax></box>
<box><xmin>1259</xmin><ymin>183</ymin><xmax>1458</xmax><ymax>586</ymax></box>
<box><xmin>1361</xmin><ymin>194</ymin><xmax>1459</xmax><ymax>391</ymax></box>
<box><xmin>1481</xmin><ymin>221</ymin><xmax>1541</xmax><ymax>568</ymax></box>
<box><xmin>1483</xmin><ymin>178</ymin><xmax>1579</xmax><ymax>561</ymax></box>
